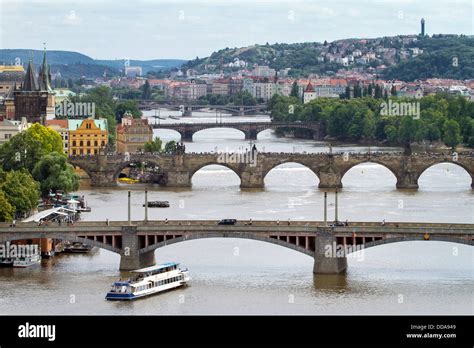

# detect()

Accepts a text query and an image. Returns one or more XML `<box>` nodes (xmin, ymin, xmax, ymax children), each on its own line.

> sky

<box><xmin>0</xmin><ymin>0</ymin><xmax>472</xmax><ymax>60</ymax></box>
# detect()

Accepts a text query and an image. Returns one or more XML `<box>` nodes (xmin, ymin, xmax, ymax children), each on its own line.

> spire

<box><xmin>23</xmin><ymin>57</ymin><xmax>38</xmax><ymax>91</ymax></box>
<box><xmin>39</xmin><ymin>43</ymin><xmax>53</xmax><ymax>92</ymax></box>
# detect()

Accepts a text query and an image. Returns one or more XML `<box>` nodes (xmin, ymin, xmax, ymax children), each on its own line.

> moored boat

<box><xmin>143</xmin><ymin>200</ymin><xmax>170</xmax><ymax>208</ymax></box>
<box><xmin>13</xmin><ymin>253</ymin><xmax>41</xmax><ymax>268</ymax></box>
<box><xmin>105</xmin><ymin>262</ymin><xmax>190</xmax><ymax>301</ymax></box>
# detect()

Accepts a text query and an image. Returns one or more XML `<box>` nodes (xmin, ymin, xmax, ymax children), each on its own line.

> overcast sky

<box><xmin>0</xmin><ymin>0</ymin><xmax>472</xmax><ymax>60</ymax></box>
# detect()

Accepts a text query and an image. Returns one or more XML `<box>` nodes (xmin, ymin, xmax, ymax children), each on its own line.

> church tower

<box><xmin>13</xmin><ymin>47</ymin><xmax>55</xmax><ymax>124</ymax></box>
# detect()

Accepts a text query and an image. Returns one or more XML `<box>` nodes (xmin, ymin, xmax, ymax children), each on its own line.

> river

<box><xmin>0</xmin><ymin>110</ymin><xmax>472</xmax><ymax>315</ymax></box>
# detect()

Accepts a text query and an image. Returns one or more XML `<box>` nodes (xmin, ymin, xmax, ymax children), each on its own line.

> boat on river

<box><xmin>143</xmin><ymin>201</ymin><xmax>170</xmax><ymax>208</ymax></box>
<box><xmin>105</xmin><ymin>262</ymin><xmax>190</xmax><ymax>301</ymax></box>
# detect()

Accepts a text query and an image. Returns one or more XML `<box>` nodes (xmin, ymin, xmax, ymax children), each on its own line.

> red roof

<box><xmin>304</xmin><ymin>82</ymin><xmax>315</xmax><ymax>93</ymax></box>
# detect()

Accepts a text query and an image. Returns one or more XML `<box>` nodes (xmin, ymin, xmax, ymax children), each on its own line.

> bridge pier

<box><xmin>244</xmin><ymin>129</ymin><xmax>258</xmax><ymax>140</ymax></box>
<box><xmin>90</xmin><ymin>171</ymin><xmax>117</xmax><ymax>187</ymax></box>
<box><xmin>240</xmin><ymin>171</ymin><xmax>264</xmax><ymax>188</ymax></box>
<box><xmin>313</xmin><ymin>229</ymin><xmax>347</xmax><ymax>274</ymax></box>
<box><xmin>181</xmin><ymin>130</ymin><xmax>194</xmax><ymax>142</ymax></box>
<box><xmin>163</xmin><ymin>171</ymin><xmax>192</xmax><ymax>187</ymax></box>
<box><xmin>119</xmin><ymin>226</ymin><xmax>156</xmax><ymax>270</ymax></box>
<box><xmin>318</xmin><ymin>170</ymin><xmax>343</xmax><ymax>189</ymax></box>
<box><xmin>396</xmin><ymin>172</ymin><xmax>419</xmax><ymax>189</ymax></box>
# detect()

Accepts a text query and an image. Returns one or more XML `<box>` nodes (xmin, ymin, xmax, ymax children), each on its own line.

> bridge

<box><xmin>68</xmin><ymin>151</ymin><xmax>474</xmax><ymax>189</ymax></box>
<box><xmin>138</xmin><ymin>101</ymin><xmax>267</xmax><ymax>116</ymax></box>
<box><xmin>1</xmin><ymin>220</ymin><xmax>472</xmax><ymax>271</ymax></box>
<box><xmin>151</xmin><ymin>121</ymin><xmax>322</xmax><ymax>141</ymax></box>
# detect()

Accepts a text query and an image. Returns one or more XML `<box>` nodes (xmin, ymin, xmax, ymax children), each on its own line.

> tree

<box><xmin>391</xmin><ymin>85</ymin><xmax>397</xmax><ymax>97</ymax></box>
<box><xmin>142</xmin><ymin>80</ymin><xmax>152</xmax><ymax>100</ymax></box>
<box><xmin>0</xmin><ymin>170</ymin><xmax>40</xmax><ymax>217</ymax></box>
<box><xmin>0</xmin><ymin>191</ymin><xmax>14</xmax><ymax>222</ymax></box>
<box><xmin>0</xmin><ymin>124</ymin><xmax>63</xmax><ymax>172</ymax></box>
<box><xmin>290</xmin><ymin>81</ymin><xmax>299</xmax><ymax>98</ymax></box>
<box><xmin>115</xmin><ymin>100</ymin><xmax>142</xmax><ymax>121</ymax></box>
<box><xmin>398</xmin><ymin>116</ymin><xmax>418</xmax><ymax>153</ymax></box>
<box><xmin>32</xmin><ymin>152</ymin><xmax>80</xmax><ymax>196</ymax></box>
<box><xmin>143</xmin><ymin>137</ymin><xmax>163</xmax><ymax>153</ymax></box>
<box><xmin>443</xmin><ymin>119</ymin><xmax>462</xmax><ymax>150</ymax></box>
<box><xmin>164</xmin><ymin>141</ymin><xmax>177</xmax><ymax>154</ymax></box>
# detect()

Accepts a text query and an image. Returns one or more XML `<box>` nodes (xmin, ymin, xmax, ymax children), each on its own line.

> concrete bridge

<box><xmin>138</xmin><ymin>101</ymin><xmax>267</xmax><ymax>116</ymax></box>
<box><xmin>151</xmin><ymin>121</ymin><xmax>322</xmax><ymax>141</ymax></box>
<box><xmin>1</xmin><ymin>220</ymin><xmax>472</xmax><ymax>271</ymax></box>
<box><xmin>68</xmin><ymin>151</ymin><xmax>474</xmax><ymax>189</ymax></box>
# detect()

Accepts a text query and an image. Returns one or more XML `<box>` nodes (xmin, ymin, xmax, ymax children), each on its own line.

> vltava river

<box><xmin>0</xmin><ymin>111</ymin><xmax>472</xmax><ymax>315</ymax></box>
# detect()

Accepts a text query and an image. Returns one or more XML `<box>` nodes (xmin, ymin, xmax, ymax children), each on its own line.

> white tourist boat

<box><xmin>105</xmin><ymin>262</ymin><xmax>190</xmax><ymax>301</ymax></box>
<box><xmin>12</xmin><ymin>253</ymin><xmax>41</xmax><ymax>268</ymax></box>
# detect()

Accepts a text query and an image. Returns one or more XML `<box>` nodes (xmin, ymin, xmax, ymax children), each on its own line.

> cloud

<box><xmin>62</xmin><ymin>10</ymin><xmax>81</xmax><ymax>25</ymax></box>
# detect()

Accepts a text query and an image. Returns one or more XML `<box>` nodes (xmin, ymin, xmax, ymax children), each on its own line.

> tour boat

<box><xmin>0</xmin><ymin>258</ymin><xmax>14</xmax><ymax>267</ymax></box>
<box><xmin>105</xmin><ymin>262</ymin><xmax>190</xmax><ymax>301</ymax></box>
<box><xmin>13</xmin><ymin>253</ymin><xmax>41</xmax><ymax>268</ymax></box>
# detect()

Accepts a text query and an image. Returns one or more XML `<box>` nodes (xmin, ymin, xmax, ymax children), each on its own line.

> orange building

<box><xmin>68</xmin><ymin>118</ymin><xmax>108</xmax><ymax>156</ymax></box>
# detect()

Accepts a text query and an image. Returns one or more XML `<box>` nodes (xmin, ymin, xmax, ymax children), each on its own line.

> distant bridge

<box><xmin>1</xmin><ymin>220</ymin><xmax>472</xmax><ymax>271</ymax></box>
<box><xmin>138</xmin><ymin>100</ymin><xmax>267</xmax><ymax>116</ymax></box>
<box><xmin>68</xmin><ymin>151</ymin><xmax>474</xmax><ymax>189</ymax></box>
<box><xmin>151</xmin><ymin>121</ymin><xmax>321</xmax><ymax>141</ymax></box>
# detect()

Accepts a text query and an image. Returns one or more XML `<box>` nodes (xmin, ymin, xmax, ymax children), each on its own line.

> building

<box><xmin>68</xmin><ymin>118</ymin><xmax>108</xmax><ymax>156</ymax></box>
<box><xmin>421</xmin><ymin>18</ymin><xmax>425</xmax><ymax>36</ymax></box>
<box><xmin>125</xmin><ymin>66</ymin><xmax>142</xmax><ymax>78</ymax></box>
<box><xmin>0</xmin><ymin>64</ymin><xmax>25</xmax><ymax>100</ymax></box>
<box><xmin>251</xmin><ymin>65</ymin><xmax>276</xmax><ymax>78</ymax></box>
<box><xmin>13</xmin><ymin>50</ymin><xmax>55</xmax><ymax>123</ymax></box>
<box><xmin>209</xmin><ymin>79</ymin><xmax>229</xmax><ymax>95</ymax></box>
<box><xmin>303</xmin><ymin>82</ymin><xmax>317</xmax><ymax>103</ymax></box>
<box><xmin>0</xmin><ymin>116</ymin><xmax>30</xmax><ymax>145</ymax></box>
<box><xmin>53</xmin><ymin>89</ymin><xmax>76</xmax><ymax>105</ymax></box>
<box><xmin>116</xmin><ymin>113</ymin><xmax>153</xmax><ymax>153</ymax></box>
<box><xmin>46</xmin><ymin>119</ymin><xmax>69</xmax><ymax>153</ymax></box>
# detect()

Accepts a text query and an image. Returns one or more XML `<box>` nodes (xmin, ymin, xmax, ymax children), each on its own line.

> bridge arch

<box><xmin>190</xmin><ymin>163</ymin><xmax>242</xmax><ymax>186</ymax></box>
<box><xmin>353</xmin><ymin>235</ymin><xmax>473</xmax><ymax>252</ymax></box>
<box><xmin>192</xmin><ymin>127</ymin><xmax>247</xmax><ymax>141</ymax></box>
<box><xmin>138</xmin><ymin>234</ymin><xmax>314</xmax><ymax>257</ymax></box>
<box><xmin>341</xmin><ymin>161</ymin><xmax>399</xmax><ymax>187</ymax></box>
<box><xmin>417</xmin><ymin>161</ymin><xmax>474</xmax><ymax>188</ymax></box>
<box><xmin>263</xmin><ymin>162</ymin><xmax>320</xmax><ymax>187</ymax></box>
<box><xmin>112</xmin><ymin>159</ymin><xmax>163</xmax><ymax>182</ymax></box>
<box><xmin>0</xmin><ymin>234</ymin><xmax>121</xmax><ymax>255</ymax></box>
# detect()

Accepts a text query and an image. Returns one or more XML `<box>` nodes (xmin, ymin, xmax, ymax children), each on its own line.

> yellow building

<box><xmin>68</xmin><ymin>118</ymin><xmax>108</xmax><ymax>156</ymax></box>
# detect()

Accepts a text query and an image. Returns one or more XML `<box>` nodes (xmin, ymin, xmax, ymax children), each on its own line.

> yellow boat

<box><xmin>119</xmin><ymin>177</ymin><xmax>140</xmax><ymax>184</ymax></box>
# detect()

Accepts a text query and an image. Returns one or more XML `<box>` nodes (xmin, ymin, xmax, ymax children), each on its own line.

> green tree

<box><xmin>290</xmin><ymin>81</ymin><xmax>299</xmax><ymax>98</ymax></box>
<box><xmin>142</xmin><ymin>80</ymin><xmax>152</xmax><ymax>100</ymax></box>
<box><xmin>115</xmin><ymin>100</ymin><xmax>142</xmax><ymax>121</ymax></box>
<box><xmin>0</xmin><ymin>170</ymin><xmax>40</xmax><ymax>217</ymax></box>
<box><xmin>32</xmin><ymin>152</ymin><xmax>80</xmax><ymax>196</ymax></box>
<box><xmin>164</xmin><ymin>141</ymin><xmax>177</xmax><ymax>154</ymax></box>
<box><xmin>443</xmin><ymin>119</ymin><xmax>462</xmax><ymax>150</ymax></box>
<box><xmin>0</xmin><ymin>191</ymin><xmax>14</xmax><ymax>222</ymax></box>
<box><xmin>143</xmin><ymin>137</ymin><xmax>163</xmax><ymax>153</ymax></box>
<box><xmin>27</xmin><ymin>123</ymin><xmax>63</xmax><ymax>154</ymax></box>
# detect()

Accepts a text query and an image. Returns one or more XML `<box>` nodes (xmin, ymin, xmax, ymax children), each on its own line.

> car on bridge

<box><xmin>218</xmin><ymin>219</ymin><xmax>237</xmax><ymax>225</ymax></box>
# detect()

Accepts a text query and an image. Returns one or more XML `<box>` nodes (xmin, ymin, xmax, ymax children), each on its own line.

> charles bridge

<box><xmin>68</xmin><ymin>151</ymin><xmax>474</xmax><ymax>189</ymax></box>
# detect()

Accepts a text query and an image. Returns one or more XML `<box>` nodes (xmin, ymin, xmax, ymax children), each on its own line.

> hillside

<box><xmin>0</xmin><ymin>49</ymin><xmax>186</xmax><ymax>79</ymax></box>
<box><xmin>182</xmin><ymin>35</ymin><xmax>474</xmax><ymax>80</ymax></box>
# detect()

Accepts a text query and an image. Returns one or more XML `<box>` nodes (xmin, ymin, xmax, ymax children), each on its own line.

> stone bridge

<box><xmin>68</xmin><ymin>152</ymin><xmax>474</xmax><ymax>189</ymax></box>
<box><xmin>138</xmin><ymin>101</ymin><xmax>267</xmax><ymax>116</ymax></box>
<box><xmin>151</xmin><ymin>121</ymin><xmax>321</xmax><ymax>141</ymax></box>
<box><xmin>1</xmin><ymin>220</ymin><xmax>472</xmax><ymax>271</ymax></box>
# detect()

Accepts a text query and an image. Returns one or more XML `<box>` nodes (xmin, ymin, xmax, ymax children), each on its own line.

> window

<box><xmin>72</xmin><ymin>141</ymin><xmax>76</xmax><ymax>146</ymax></box>
<box><xmin>87</xmin><ymin>141</ymin><xmax>90</xmax><ymax>146</ymax></box>
<box><xmin>80</xmin><ymin>141</ymin><xmax>83</xmax><ymax>147</ymax></box>
<box><xmin>72</xmin><ymin>150</ymin><xmax>76</xmax><ymax>155</ymax></box>
<box><xmin>94</xmin><ymin>141</ymin><xmax>98</xmax><ymax>146</ymax></box>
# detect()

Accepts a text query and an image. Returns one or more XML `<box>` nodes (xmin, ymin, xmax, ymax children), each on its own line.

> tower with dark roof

<box><xmin>13</xmin><ymin>49</ymin><xmax>55</xmax><ymax>124</ymax></box>
<box><xmin>421</xmin><ymin>18</ymin><xmax>425</xmax><ymax>36</ymax></box>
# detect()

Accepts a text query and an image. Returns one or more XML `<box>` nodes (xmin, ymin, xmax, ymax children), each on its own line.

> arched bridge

<box><xmin>1</xmin><ymin>220</ymin><xmax>472</xmax><ymax>272</ymax></box>
<box><xmin>151</xmin><ymin>121</ymin><xmax>321</xmax><ymax>141</ymax></box>
<box><xmin>138</xmin><ymin>101</ymin><xmax>267</xmax><ymax>116</ymax></box>
<box><xmin>68</xmin><ymin>151</ymin><xmax>474</xmax><ymax>189</ymax></box>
